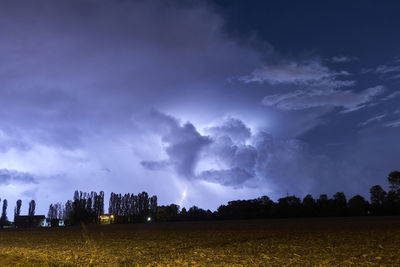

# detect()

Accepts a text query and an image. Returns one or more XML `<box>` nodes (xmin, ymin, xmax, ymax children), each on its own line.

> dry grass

<box><xmin>0</xmin><ymin>217</ymin><xmax>400</xmax><ymax>266</ymax></box>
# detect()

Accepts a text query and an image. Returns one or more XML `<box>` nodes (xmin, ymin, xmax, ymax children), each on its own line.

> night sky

<box><xmin>1</xmin><ymin>0</ymin><xmax>400</xmax><ymax>215</ymax></box>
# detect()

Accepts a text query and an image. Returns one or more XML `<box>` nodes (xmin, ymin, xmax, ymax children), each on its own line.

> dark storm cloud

<box><xmin>0</xmin><ymin>0</ymin><xmax>264</xmax><ymax>150</ymax></box>
<box><xmin>141</xmin><ymin>114</ymin><xmax>347</xmax><ymax>195</ymax></box>
<box><xmin>0</xmin><ymin>169</ymin><xmax>37</xmax><ymax>185</ymax></box>
<box><xmin>140</xmin><ymin>110</ymin><xmax>211</xmax><ymax>178</ymax></box>
<box><xmin>141</xmin><ymin>114</ymin><xmax>258</xmax><ymax>186</ymax></box>
<box><xmin>0</xmin><ymin>0</ymin><xmax>269</xmax><ymax>212</ymax></box>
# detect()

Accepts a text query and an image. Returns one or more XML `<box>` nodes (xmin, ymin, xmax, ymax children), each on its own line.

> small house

<box><xmin>14</xmin><ymin>215</ymin><xmax>46</xmax><ymax>228</ymax></box>
<box><xmin>99</xmin><ymin>214</ymin><xmax>115</xmax><ymax>224</ymax></box>
<box><xmin>41</xmin><ymin>218</ymin><xmax>50</xmax><ymax>227</ymax></box>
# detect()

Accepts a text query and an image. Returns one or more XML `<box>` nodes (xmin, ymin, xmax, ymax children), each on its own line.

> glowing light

<box><xmin>147</xmin><ymin>217</ymin><xmax>151</xmax><ymax>222</ymax></box>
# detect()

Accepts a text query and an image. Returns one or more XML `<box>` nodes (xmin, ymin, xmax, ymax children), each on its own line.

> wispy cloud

<box><xmin>330</xmin><ymin>55</ymin><xmax>359</xmax><ymax>63</ymax></box>
<box><xmin>363</xmin><ymin>58</ymin><xmax>400</xmax><ymax>80</ymax></box>
<box><xmin>385</xmin><ymin>119</ymin><xmax>400</xmax><ymax>128</ymax></box>
<box><xmin>262</xmin><ymin>85</ymin><xmax>385</xmax><ymax>112</ymax></box>
<box><xmin>358</xmin><ymin>114</ymin><xmax>387</xmax><ymax>126</ymax></box>
<box><xmin>358</xmin><ymin>107</ymin><xmax>400</xmax><ymax>128</ymax></box>
<box><xmin>240</xmin><ymin>61</ymin><xmax>354</xmax><ymax>88</ymax></box>
<box><xmin>375</xmin><ymin>64</ymin><xmax>400</xmax><ymax>74</ymax></box>
<box><xmin>382</xmin><ymin>90</ymin><xmax>400</xmax><ymax>101</ymax></box>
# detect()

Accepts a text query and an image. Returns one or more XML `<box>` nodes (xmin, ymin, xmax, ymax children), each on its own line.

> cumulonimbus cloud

<box><xmin>140</xmin><ymin>112</ymin><xmax>342</xmax><ymax>195</ymax></box>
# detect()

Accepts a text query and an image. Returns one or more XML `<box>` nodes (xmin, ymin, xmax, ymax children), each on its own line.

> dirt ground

<box><xmin>0</xmin><ymin>217</ymin><xmax>399</xmax><ymax>266</ymax></box>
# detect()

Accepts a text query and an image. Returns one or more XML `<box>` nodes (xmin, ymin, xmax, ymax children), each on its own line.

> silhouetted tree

<box><xmin>48</xmin><ymin>203</ymin><xmax>62</xmax><ymax>220</ymax></box>
<box><xmin>64</xmin><ymin>200</ymin><xmax>73</xmax><ymax>222</ymax></box>
<box><xmin>157</xmin><ymin>204</ymin><xmax>180</xmax><ymax>221</ymax></box>
<box><xmin>302</xmin><ymin>194</ymin><xmax>317</xmax><ymax>217</ymax></box>
<box><xmin>216</xmin><ymin>196</ymin><xmax>275</xmax><ymax>220</ymax></box>
<box><xmin>91</xmin><ymin>191</ymin><xmax>104</xmax><ymax>223</ymax></box>
<box><xmin>316</xmin><ymin>194</ymin><xmax>329</xmax><ymax>216</ymax></box>
<box><xmin>388</xmin><ymin>171</ymin><xmax>400</xmax><ymax>193</ymax></box>
<box><xmin>348</xmin><ymin>195</ymin><xmax>368</xmax><ymax>216</ymax></box>
<box><xmin>186</xmin><ymin>205</ymin><xmax>208</xmax><ymax>220</ymax></box>
<box><xmin>0</xmin><ymin>199</ymin><xmax>8</xmax><ymax>227</ymax></box>
<box><xmin>28</xmin><ymin>200</ymin><xmax>36</xmax><ymax>217</ymax></box>
<box><xmin>333</xmin><ymin>192</ymin><xmax>347</xmax><ymax>216</ymax></box>
<box><xmin>180</xmin><ymin>207</ymin><xmax>187</xmax><ymax>218</ymax></box>
<box><xmin>14</xmin><ymin>199</ymin><xmax>22</xmax><ymax>221</ymax></box>
<box><xmin>370</xmin><ymin>185</ymin><xmax>387</xmax><ymax>215</ymax></box>
<box><xmin>68</xmin><ymin>190</ymin><xmax>102</xmax><ymax>224</ymax></box>
<box><xmin>48</xmin><ymin>202</ymin><xmax>63</xmax><ymax>226</ymax></box>
<box><xmin>258</xmin><ymin>196</ymin><xmax>275</xmax><ymax>218</ymax></box>
<box><xmin>58</xmin><ymin>203</ymin><xmax>64</xmax><ymax>220</ymax></box>
<box><xmin>150</xmin><ymin>195</ymin><xmax>157</xmax><ymax>218</ymax></box>
<box><xmin>108</xmin><ymin>192</ymin><xmax>115</xmax><ymax>214</ymax></box>
<box><xmin>276</xmin><ymin>196</ymin><xmax>301</xmax><ymax>217</ymax></box>
<box><xmin>138</xmin><ymin>191</ymin><xmax>149</xmax><ymax>217</ymax></box>
<box><xmin>387</xmin><ymin>171</ymin><xmax>400</xmax><ymax>214</ymax></box>
<box><xmin>48</xmin><ymin>204</ymin><xmax>55</xmax><ymax>220</ymax></box>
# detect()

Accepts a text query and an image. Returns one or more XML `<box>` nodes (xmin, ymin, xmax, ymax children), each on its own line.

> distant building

<box><xmin>41</xmin><ymin>218</ymin><xmax>50</xmax><ymax>227</ymax></box>
<box><xmin>99</xmin><ymin>214</ymin><xmax>115</xmax><ymax>224</ymax></box>
<box><xmin>14</xmin><ymin>215</ymin><xmax>46</xmax><ymax>228</ymax></box>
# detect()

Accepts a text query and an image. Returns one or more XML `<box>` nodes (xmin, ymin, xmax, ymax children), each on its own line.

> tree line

<box><xmin>150</xmin><ymin>170</ymin><xmax>400</xmax><ymax>222</ymax></box>
<box><xmin>47</xmin><ymin>190</ymin><xmax>158</xmax><ymax>225</ymax></box>
<box><xmin>108</xmin><ymin>192</ymin><xmax>157</xmax><ymax>223</ymax></box>
<box><xmin>1</xmin><ymin>170</ymin><xmax>400</xmax><ymax>227</ymax></box>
